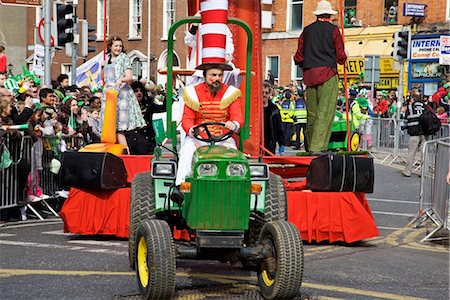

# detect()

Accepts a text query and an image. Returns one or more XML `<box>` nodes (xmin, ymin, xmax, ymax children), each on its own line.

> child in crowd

<box><xmin>87</xmin><ymin>106</ymin><xmax>101</xmax><ymax>143</ymax></box>
<box><xmin>16</xmin><ymin>101</ymin><xmax>25</xmax><ymax>114</ymax></box>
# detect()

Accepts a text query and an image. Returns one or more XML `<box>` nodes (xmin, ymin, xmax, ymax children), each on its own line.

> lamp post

<box><xmin>7</xmin><ymin>63</ymin><xmax>13</xmax><ymax>76</ymax></box>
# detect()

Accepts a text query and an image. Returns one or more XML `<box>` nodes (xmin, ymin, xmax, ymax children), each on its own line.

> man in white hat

<box><xmin>293</xmin><ymin>0</ymin><xmax>347</xmax><ymax>153</ymax></box>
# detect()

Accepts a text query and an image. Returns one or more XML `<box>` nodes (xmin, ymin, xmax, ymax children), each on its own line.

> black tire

<box><xmin>243</xmin><ymin>173</ymin><xmax>287</xmax><ymax>270</ymax></box>
<box><xmin>257</xmin><ymin>220</ymin><xmax>304</xmax><ymax>300</ymax></box>
<box><xmin>135</xmin><ymin>220</ymin><xmax>176</xmax><ymax>300</ymax></box>
<box><xmin>129</xmin><ymin>171</ymin><xmax>155</xmax><ymax>270</ymax></box>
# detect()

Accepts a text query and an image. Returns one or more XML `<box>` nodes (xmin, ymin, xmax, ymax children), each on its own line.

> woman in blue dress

<box><xmin>102</xmin><ymin>35</ymin><xmax>146</xmax><ymax>148</ymax></box>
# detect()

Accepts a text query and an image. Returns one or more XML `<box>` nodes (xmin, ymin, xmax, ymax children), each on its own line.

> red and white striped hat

<box><xmin>195</xmin><ymin>0</ymin><xmax>233</xmax><ymax>71</ymax></box>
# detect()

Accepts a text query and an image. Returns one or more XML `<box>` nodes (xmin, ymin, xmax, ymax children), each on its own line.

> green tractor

<box><xmin>328</xmin><ymin>119</ymin><xmax>360</xmax><ymax>151</ymax></box>
<box><xmin>128</xmin><ymin>17</ymin><xmax>304</xmax><ymax>300</ymax></box>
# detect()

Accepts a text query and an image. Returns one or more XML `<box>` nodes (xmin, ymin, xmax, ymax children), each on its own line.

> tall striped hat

<box><xmin>195</xmin><ymin>0</ymin><xmax>233</xmax><ymax>71</ymax></box>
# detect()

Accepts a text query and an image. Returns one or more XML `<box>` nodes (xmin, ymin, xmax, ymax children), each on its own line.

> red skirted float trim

<box><xmin>282</xmin><ymin>177</ymin><xmax>379</xmax><ymax>243</ymax></box>
<box><xmin>60</xmin><ymin>155</ymin><xmax>378</xmax><ymax>243</ymax></box>
<box><xmin>60</xmin><ymin>188</ymin><xmax>131</xmax><ymax>238</ymax></box>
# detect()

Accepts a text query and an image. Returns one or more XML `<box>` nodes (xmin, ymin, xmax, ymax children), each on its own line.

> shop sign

<box><xmin>338</xmin><ymin>57</ymin><xmax>399</xmax><ymax>76</ymax></box>
<box><xmin>439</xmin><ymin>35</ymin><xmax>450</xmax><ymax>65</ymax></box>
<box><xmin>375</xmin><ymin>78</ymin><xmax>399</xmax><ymax>89</ymax></box>
<box><xmin>402</xmin><ymin>3</ymin><xmax>427</xmax><ymax>17</ymax></box>
<box><xmin>411</xmin><ymin>38</ymin><xmax>440</xmax><ymax>60</ymax></box>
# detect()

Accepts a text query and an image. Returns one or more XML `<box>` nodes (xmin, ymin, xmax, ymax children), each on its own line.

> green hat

<box><xmin>54</xmin><ymin>89</ymin><xmax>65</xmax><ymax>101</ymax></box>
<box><xmin>356</xmin><ymin>97</ymin><xmax>369</xmax><ymax>109</ymax></box>
<box><xmin>381</xmin><ymin>90</ymin><xmax>388</xmax><ymax>95</ymax></box>
<box><xmin>77</xmin><ymin>100</ymin><xmax>85</xmax><ymax>107</ymax></box>
<box><xmin>33</xmin><ymin>102</ymin><xmax>41</xmax><ymax>112</ymax></box>
<box><xmin>62</xmin><ymin>95</ymin><xmax>74</xmax><ymax>104</ymax></box>
<box><xmin>444</xmin><ymin>83</ymin><xmax>450</xmax><ymax>89</ymax></box>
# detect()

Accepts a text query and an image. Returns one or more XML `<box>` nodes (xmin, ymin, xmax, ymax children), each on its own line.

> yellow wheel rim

<box><xmin>137</xmin><ymin>236</ymin><xmax>149</xmax><ymax>288</ymax></box>
<box><xmin>350</xmin><ymin>133</ymin><xmax>359</xmax><ymax>151</ymax></box>
<box><xmin>261</xmin><ymin>269</ymin><xmax>275</xmax><ymax>287</ymax></box>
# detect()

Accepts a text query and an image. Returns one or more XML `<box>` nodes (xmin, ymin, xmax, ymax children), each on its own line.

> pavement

<box><xmin>0</xmin><ymin>150</ymin><xmax>449</xmax><ymax>299</ymax></box>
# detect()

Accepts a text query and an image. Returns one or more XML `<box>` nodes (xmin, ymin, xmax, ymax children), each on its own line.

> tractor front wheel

<box><xmin>257</xmin><ymin>220</ymin><xmax>304</xmax><ymax>300</ymax></box>
<box><xmin>136</xmin><ymin>220</ymin><xmax>176</xmax><ymax>300</ymax></box>
<box><xmin>243</xmin><ymin>173</ymin><xmax>287</xmax><ymax>270</ymax></box>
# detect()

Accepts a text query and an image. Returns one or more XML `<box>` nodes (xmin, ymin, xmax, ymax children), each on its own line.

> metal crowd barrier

<box><xmin>359</xmin><ymin>118</ymin><xmax>450</xmax><ymax>168</ymax></box>
<box><xmin>1</xmin><ymin>134</ymin><xmax>85</xmax><ymax>220</ymax></box>
<box><xmin>408</xmin><ymin>137</ymin><xmax>450</xmax><ymax>242</ymax></box>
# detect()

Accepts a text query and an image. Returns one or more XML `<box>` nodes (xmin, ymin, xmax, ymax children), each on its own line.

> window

<box><xmin>162</xmin><ymin>0</ymin><xmax>176</xmax><ymax>39</ymax></box>
<box><xmin>344</xmin><ymin>0</ymin><xmax>357</xmax><ymax>28</ymax></box>
<box><xmin>291</xmin><ymin>58</ymin><xmax>303</xmax><ymax>84</ymax></box>
<box><xmin>97</xmin><ymin>0</ymin><xmax>110</xmax><ymax>40</ymax></box>
<box><xmin>266</xmin><ymin>56</ymin><xmax>279</xmax><ymax>82</ymax></box>
<box><xmin>132</xmin><ymin>57</ymin><xmax>142</xmax><ymax>78</ymax></box>
<box><xmin>384</xmin><ymin>0</ymin><xmax>398</xmax><ymax>24</ymax></box>
<box><xmin>61</xmin><ymin>64</ymin><xmax>71</xmax><ymax>83</ymax></box>
<box><xmin>129</xmin><ymin>0</ymin><xmax>142</xmax><ymax>39</ymax></box>
<box><xmin>287</xmin><ymin>0</ymin><xmax>303</xmax><ymax>32</ymax></box>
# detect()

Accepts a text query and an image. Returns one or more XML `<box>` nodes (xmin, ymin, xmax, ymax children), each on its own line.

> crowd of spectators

<box><xmin>0</xmin><ymin>69</ymin><xmax>167</xmax><ymax>222</ymax></box>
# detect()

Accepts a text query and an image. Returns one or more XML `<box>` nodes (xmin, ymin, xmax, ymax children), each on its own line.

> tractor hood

<box><xmin>194</xmin><ymin>145</ymin><xmax>247</xmax><ymax>162</ymax></box>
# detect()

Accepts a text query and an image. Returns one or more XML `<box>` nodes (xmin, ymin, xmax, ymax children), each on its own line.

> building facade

<box><xmin>261</xmin><ymin>0</ymin><xmax>450</xmax><ymax>91</ymax></box>
<box><xmin>18</xmin><ymin>0</ymin><xmax>190</xmax><ymax>85</ymax></box>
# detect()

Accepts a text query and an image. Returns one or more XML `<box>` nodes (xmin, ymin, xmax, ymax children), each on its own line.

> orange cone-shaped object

<box><xmin>101</xmin><ymin>89</ymin><xmax>118</xmax><ymax>144</ymax></box>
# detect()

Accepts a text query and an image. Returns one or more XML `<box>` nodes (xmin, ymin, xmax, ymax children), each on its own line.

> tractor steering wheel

<box><xmin>191</xmin><ymin>122</ymin><xmax>234</xmax><ymax>145</ymax></box>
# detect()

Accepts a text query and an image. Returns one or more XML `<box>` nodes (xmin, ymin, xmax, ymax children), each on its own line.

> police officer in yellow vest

<box><xmin>293</xmin><ymin>90</ymin><xmax>308</xmax><ymax>150</ymax></box>
<box><xmin>278</xmin><ymin>89</ymin><xmax>295</xmax><ymax>152</ymax></box>
<box><xmin>343</xmin><ymin>89</ymin><xmax>370</xmax><ymax>130</ymax></box>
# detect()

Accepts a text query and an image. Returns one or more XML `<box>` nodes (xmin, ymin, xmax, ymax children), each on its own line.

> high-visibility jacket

<box><xmin>293</xmin><ymin>97</ymin><xmax>307</xmax><ymax>124</ymax></box>
<box><xmin>343</xmin><ymin>101</ymin><xmax>370</xmax><ymax>129</ymax></box>
<box><xmin>278</xmin><ymin>99</ymin><xmax>294</xmax><ymax>123</ymax></box>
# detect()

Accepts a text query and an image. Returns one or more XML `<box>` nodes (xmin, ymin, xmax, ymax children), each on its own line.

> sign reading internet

<box><xmin>403</xmin><ymin>3</ymin><xmax>427</xmax><ymax>17</ymax></box>
<box><xmin>410</xmin><ymin>38</ymin><xmax>440</xmax><ymax>60</ymax></box>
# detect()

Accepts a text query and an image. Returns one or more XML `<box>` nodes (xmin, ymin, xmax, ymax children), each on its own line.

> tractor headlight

<box><xmin>151</xmin><ymin>161</ymin><xmax>176</xmax><ymax>179</ymax></box>
<box><xmin>226</xmin><ymin>163</ymin><xmax>247</xmax><ymax>177</ymax></box>
<box><xmin>197</xmin><ymin>163</ymin><xmax>218</xmax><ymax>176</ymax></box>
<box><xmin>249</xmin><ymin>163</ymin><xmax>269</xmax><ymax>180</ymax></box>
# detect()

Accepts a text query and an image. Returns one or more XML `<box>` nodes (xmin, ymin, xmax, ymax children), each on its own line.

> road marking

<box><xmin>384</xmin><ymin>227</ymin><xmax>449</xmax><ymax>253</ymax></box>
<box><xmin>0</xmin><ymin>240</ymin><xmax>127</xmax><ymax>256</ymax></box>
<box><xmin>0</xmin><ymin>269</ymin><xmax>427</xmax><ymax>299</ymax></box>
<box><xmin>301</xmin><ymin>282</ymin><xmax>426</xmax><ymax>300</ymax></box>
<box><xmin>3</xmin><ymin>220</ymin><xmax>62</xmax><ymax>229</ymax></box>
<box><xmin>67</xmin><ymin>240</ymin><xmax>127</xmax><ymax>247</ymax></box>
<box><xmin>367</xmin><ymin>198</ymin><xmax>419</xmax><ymax>204</ymax></box>
<box><xmin>41</xmin><ymin>230</ymin><xmax>72</xmax><ymax>236</ymax></box>
<box><xmin>377</xmin><ymin>226</ymin><xmax>402</xmax><ymax>230</ymax></box>
<box><xmin>0</xmin><ymin>233</ymin><xmax>16</xmax><ymax>237</ymax></box>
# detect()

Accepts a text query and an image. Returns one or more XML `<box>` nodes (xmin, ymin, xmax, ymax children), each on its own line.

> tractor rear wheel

<box><xmin>350</xmin><ymin>132</ymin><xmax>360</xmax><ymax>151</ymax></box>
<box><xmin>136</xmin><ymin>220</ymin><xmax>176</xmax><ymax>300</ymax></box>
<box><xmin>243</xmin><ymin>173</ymin><xmax>287</xmax><ymax>270</ymax></box>
<box><xmin>257</xmin><ymin>220</ymin><xmax>304</xmax><ymax>300</ymax></box>
<box><xmin>129</xmin><ymin>171</ymin><xmax>155</xmax><ymax>270</ymax></box>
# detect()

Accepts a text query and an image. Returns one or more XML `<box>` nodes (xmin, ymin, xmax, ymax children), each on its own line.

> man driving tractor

<box><xmin>174</xmin><ymin>11</ymin><xmax>244</xmax><ymax>194</ymax></box>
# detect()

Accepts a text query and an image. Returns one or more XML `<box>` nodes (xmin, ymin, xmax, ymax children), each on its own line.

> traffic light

<box><xmin>391</xmin><ymin>30</ymin><xmax>410</xmax><ymax>61</ymax></box>
<box><xmin>55</xmin><ymin>2</ymin><xmax>74</xmax><ymax>47</ymax></box>
<box><xmin>80</xmin><ymin>19</ymin><xmax>97</xmax><ymax>57</ymax></box>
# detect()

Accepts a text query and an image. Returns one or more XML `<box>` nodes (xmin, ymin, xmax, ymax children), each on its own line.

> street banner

<box><xmin>76</xmin><ymin>52</ymin><xmax>104</xmax><ymax>90</ymax></box>
<box><xmin>33</xmin><ymin>44</ymin><xmax>45</xmax><ymax>76</ymax></box>
<box><xmin>439</xmin><ymin>35</ymin><xmax>450</xmax><ymax>65</ymax></box>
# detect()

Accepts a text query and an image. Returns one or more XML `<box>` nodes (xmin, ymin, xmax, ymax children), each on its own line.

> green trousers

<box><xmin>305</xmin><ymin>75</ymin><xmax>339</xmax><ymax>152</ymax></box>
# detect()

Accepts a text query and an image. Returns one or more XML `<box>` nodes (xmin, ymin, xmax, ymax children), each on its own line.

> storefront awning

<box><xmin>363</xmin><ymin>39</ymin><xmax>393</xmax><ymax>56</ymax></box>
<box><xmin>345</xmin><ymin>39</ymin><xmax>393</xmax><ymax>57</ymax></box>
